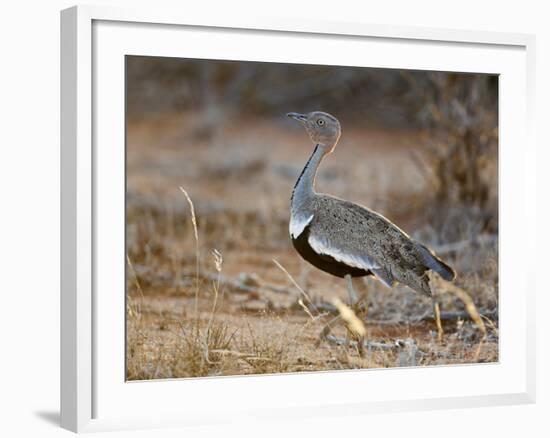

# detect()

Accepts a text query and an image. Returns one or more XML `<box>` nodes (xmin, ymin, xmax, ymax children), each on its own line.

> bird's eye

<box><xmin>317</xmin><ymin>119</ymin><xmax>325</xmax><ymax>126</ymax></box>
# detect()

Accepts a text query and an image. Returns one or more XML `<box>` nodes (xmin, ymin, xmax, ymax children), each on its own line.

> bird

<box><xmin>286</xmin><ymin>111</ymin><xmax>456</xmax><ymax>341</ymax></box>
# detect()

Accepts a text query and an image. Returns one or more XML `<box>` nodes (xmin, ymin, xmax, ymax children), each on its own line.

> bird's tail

<box><xmin>417</xmin><ymin>244</ymin><xmax>456</xmax><ymax>281</ymax></box>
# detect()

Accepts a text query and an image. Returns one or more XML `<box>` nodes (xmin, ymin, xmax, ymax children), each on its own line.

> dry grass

<box><xmin>126</xmin><ymin>112</ymin><xmax>498</xmax><ymax>380</ymax></box>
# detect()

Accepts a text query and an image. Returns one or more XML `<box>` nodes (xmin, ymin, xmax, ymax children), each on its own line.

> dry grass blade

<box><xmin>126</xmin><ymin>254</ymin><xmax>145</xmax><ymax>300</ymax></box>
<box><xmin>178</xmin><ymin>186</ymin><xmax>198</xmax><ymax>242</ymax></box>
<box><xmin>446</xmin><ymin>284</ymin><xmax>487</xmax><ymax>338</ymax></box>
<box><xmin>179</xmin><ymin>185</ymin><xmax>200</xmax><ymax>321</ymax></box>
<box><xmin>204</xmin><ymin>249</ymin><xmax>224</xmax><ymax>362</ymax></box>
<box><xmin>272</xmin><ymin>259</ymin><xmax>319</xmax><ymax>319</ymax></box>
<box><xmin>126</xmin><ymin>254</ymin><xmax>145</xmax><ymax>319</ymax></box>
<box><xmin>331</xmin><ymin>297</ymin><xmax>366</xmax><ymax>338</ymax></box>
<box><xmin>298</xmin><ymin>298</ymin><xmax>316</xmax><ymax>321</ymax></box>
<box><xmin>431</xmin><ymin>273</ymin><xmax>487</xmax><ymax>338</ymax></box>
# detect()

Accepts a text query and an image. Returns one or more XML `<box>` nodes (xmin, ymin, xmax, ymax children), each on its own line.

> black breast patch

<box><xmin>291</xmin><ymin>225</ymin><xmax>372</xmax><ymax>279</ymax></box>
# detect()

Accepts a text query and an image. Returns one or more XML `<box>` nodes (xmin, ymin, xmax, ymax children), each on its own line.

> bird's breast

<box><xmin>289</xmin><ymin>212</ymin><xmax>314</xmax><ymax>239</ymax></box>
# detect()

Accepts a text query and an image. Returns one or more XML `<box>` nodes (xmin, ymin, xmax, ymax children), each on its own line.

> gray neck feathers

<box><xmin>291</xmin><ymin>145</ymin><xmax>326</xmax><ymax>213</ymax></box>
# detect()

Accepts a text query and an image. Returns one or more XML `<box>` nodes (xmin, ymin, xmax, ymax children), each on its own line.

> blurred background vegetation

<box><xmin>127</xmin><ymin>56</ymin><xmax>498</xmax><ymax>236</ymax></box>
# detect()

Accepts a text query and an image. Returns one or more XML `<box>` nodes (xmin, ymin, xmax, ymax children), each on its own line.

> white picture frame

<box><xmin>60</xmin><ymin>4</ymin><xmax>536</xmax><ymax>433</ymax></box>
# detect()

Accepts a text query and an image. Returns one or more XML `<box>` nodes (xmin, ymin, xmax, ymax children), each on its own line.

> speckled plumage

<box><xmin>287</xmin><ymin>111</ymin><xmax>455</xmax><ymax>297</ymax></box>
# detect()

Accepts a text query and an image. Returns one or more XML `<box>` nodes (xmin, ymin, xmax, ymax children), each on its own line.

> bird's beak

<box><xmin>287</xmin><ymin>112</ymin><xmax>307</xmax><ymax>123</ymax></box>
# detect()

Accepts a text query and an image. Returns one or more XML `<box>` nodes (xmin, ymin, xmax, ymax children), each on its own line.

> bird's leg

<box><xmin>352</xmin><ymin>277</ymin><xmax>369</xmax><ymax>358</ymax></box>
<box><xmin>345</xmin><ymin>274</ymin><xmax>358</xmax><ymax>306</ymax></box>
<box><xmin>347</xmin><ymin>275</ymin><xmax>369</xmax><ymax>357</ymax></box>
<box><xmin>345</xmin><ymin>274</ymin><xmax>363</xmax><ymax>347</ymax></box>
<box><xmin>343</xmin><ymin>275</ymin><xmax>357</xmax><ymax>347</ymax></box>
<box><xmin>352</xmin><ymin>277</ymin><xmax>369</xmax><ymax>316</ymax></box>
<box><xmin>343</xmin><ymin>275</ymin><xmax>357</xmax><ymax>348</ymax></box>
<box><xmin>432</xmin><ymin>295</ymin><xmax>444</xmax><ymax>343</ymax></box>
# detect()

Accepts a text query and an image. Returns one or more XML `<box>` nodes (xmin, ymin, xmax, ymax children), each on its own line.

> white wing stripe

<box><xmin>308</xmin><ymin>234</ymin><xmax>381</xmax><ymax>271</ymax></box>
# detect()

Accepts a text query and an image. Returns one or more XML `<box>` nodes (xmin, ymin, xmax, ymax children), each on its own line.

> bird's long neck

<box><xmin>291</xmin><ymin>144</ymin><xmax>327</xmax><ymax>211</ymax></box>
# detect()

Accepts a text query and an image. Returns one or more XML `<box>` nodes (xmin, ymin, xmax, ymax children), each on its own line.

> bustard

<box><xmin>287</xmin><ymin>111</ymin><xmax>455</xmax><ymax>340</ymax></box>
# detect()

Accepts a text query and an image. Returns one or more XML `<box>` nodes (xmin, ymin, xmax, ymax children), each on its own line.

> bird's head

<box><xmin>287</xmin><ymin>111</ymin><xmax>341</xmax><ymax>153</ymax></box>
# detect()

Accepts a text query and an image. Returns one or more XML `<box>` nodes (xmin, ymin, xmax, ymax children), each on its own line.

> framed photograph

<box><xmin>61</xmin><ymin>5</ymin><xmax>536</xmax><ymax>433</ymax></box>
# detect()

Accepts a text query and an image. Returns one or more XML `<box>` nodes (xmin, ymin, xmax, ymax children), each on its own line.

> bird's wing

<box><xmin>308</xmin><ymin>232</ymin><xmax>382</xmax><ymax>273</ymax></box>
<box><xmin>370</xmin><ymin>267</ymin><xmax>395</xmax><ymax>287</ymax></box>
<box><xmin>306</xmin><ymin>195</ymin><xmax>412</xmax><ymax>287</ymax></box>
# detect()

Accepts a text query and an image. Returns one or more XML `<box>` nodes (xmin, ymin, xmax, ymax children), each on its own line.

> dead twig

<box><xmin>272</xmin><ymin>259</ymin><xmax>320</xmax><ymax>320</ymax></box>
<box><xmin>325</xmin><ymin>335</ymin><xmax>420</xmax><ymax>352</ymax></box>
<box><xmin>176</xmin><ymin>269</ymin><xmax>295</xmax><ymax>296</ymax></box>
